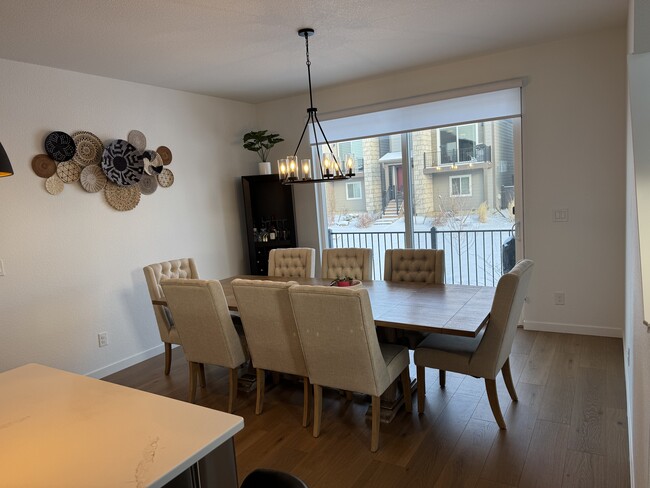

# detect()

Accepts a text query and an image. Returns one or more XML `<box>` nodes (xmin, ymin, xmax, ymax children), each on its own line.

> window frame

<box><xmin>345</xmin><ymin>181</ymin><xmax>363</xmax><ymax>200</ymax></box>
<box><xmin>449</xmin><ymin>174</ymin><xmax>472</xmax><ymax>197</ymax></box>
<box><xmin>437</xmin><ymin>123</ymin><xmax>478</xmax><ymax>165</ymax></box>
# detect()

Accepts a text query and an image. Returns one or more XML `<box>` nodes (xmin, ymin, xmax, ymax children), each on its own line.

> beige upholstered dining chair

<box><xmin>268</xmin><ymin>248</ymin><xmax>316</xmax><ymax>278</ymax></box>
<box><xmin>414</xmin><ymin>259</ymin><xmax>534</xmax><ymax>429</ymax></box>
<box><xmin>232</xmin><ymin>279</ymin><xmax>310</xmax><ymax>426</ymax></box>
<box><xmin>143</xmin><ymin>258</ymin><xmax>199</xmax><ymax>375</ymax></box>
<box><xmin>383</xmin><ymin>249</ymin><xmax>445</xmax><ymax>283</ymax></box>
<box><xmin>321</xmin><ymin>247</ymin><xmax>372</xmax><ymax>281</ymax></box>
<box><xmin>288</xmin><ymin>284</ymin><xmax>412</xmax><ymax>452</ymax></box>
<box><xmin>160</xmin><ymin>278</ymin><xmax>247</xmax><ymax>413</ymax></box>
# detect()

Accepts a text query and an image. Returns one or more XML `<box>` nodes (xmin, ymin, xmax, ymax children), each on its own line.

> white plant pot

<box><xmin>258</xmin><ymin>162</ymin><xmax>272</xmax><ymax>175</ymax></box>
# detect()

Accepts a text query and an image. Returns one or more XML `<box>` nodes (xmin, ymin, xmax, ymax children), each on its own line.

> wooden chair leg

<box><xmin>255</xmin><ymin>368</ymin><xmax>265</xmax><ymax>415</ymax></box>
<box><xmin>345</xmin><ymin>391</ymin><xmax>354</xmax><ymax>401</ymax></box>
<box><xmin>313</xmin><ymin>385</ymin><xmax>322</xmax><ymax>438</ymax></box>
<box><xmin>417</xmin><ymin>365</ymin><xmax>425</xmax><ymax>414</ymax></box>
<box><xmin>501</xmin><ymin>358</ymin><xmax>518</xmax><ymax>402</ymax></box>
<box><xmin>228</xmin><ymin>368</ymin><xmax>238</xmax><ymax>413</ymax></box>
<box><xmin>439</xmin><ymin>369</ymin><xmax>446</xmax><ymax>388</ymax></box>
<box><xmin>188</xmin><ymin>362</ymin><xmax>198</xmax><ymax>403</ymax></box>
<box><xmin>485</xmin><ymin>378</ymin><xmax>506</xmax><ymax>429</ymax></box>
<box><xmin>164</xmin><ymin>343</ymin><xmax>172</xmax><ymax>375</ymax></box>
<box><xmin>302</xmin><ymin>377</ymin><xmax>310</xmax><ymax>428</ymax></box>
<box><xmin>400</xmin><ymin>367</ymin><xmax>412</xmax><ymax>413</ymax></box>
<box><xmin>198</xmin><ymin>363</ymin><xmax>206</xmax><ymax>388</ymax></box>
<box><xmin>371</xmin><ymin>395</ymin><xmax>381</xmax><ymax>452</ymax></box>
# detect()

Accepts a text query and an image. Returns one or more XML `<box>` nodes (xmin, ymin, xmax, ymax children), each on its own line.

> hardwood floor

<box><xmin>104</xmin><ymin>329</ymin><xmax>630</xmax><ymax>487</ymax></box>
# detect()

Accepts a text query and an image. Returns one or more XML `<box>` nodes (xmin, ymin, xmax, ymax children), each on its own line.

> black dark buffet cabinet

<box><xmin>241</xmin><ymin>174</ymin><xmax>297</xmax><ymax>275</ymax></box>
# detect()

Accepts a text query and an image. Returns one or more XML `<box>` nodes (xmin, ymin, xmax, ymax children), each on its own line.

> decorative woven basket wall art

<box><xmin>72</xmin><ymin>131</ymin><xmax>104</xmax><ymax>167</ymax></box>
<box><xmin>80</xmin><ymin>164</ymin><xmax>107</xmax><ymax>193</ymax></box>
<box><xmin>45</xmin><ymin>174</ymin><xmax>64</xmax><ymax>195</ymax></box>
<box><xmin>32</xmin><ymin>154</ymin><xmax>57</xmax><ymax>178</ymax></box>
<box><xmin>34</xmin><ymin>129</ymin><xmax>175</xmax><ymax>211</ymax></box>
<box><xmin>105</xmin><ymin>182</ymin><xmax>142</xmax><ymax>211</ymax></box>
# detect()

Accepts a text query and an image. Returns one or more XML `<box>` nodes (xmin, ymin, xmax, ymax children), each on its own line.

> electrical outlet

<box><xmin>98</xmin><ymin>332</ymin><xmax>108</xmax><ymax>348</ymax></box>
<box><xmin>553</xmin><ymin>209</ymin><xmax>569</xmax><ymax>222</ymax></box>
<box><xmin>553</xmin><ymin>292</ymin><xmax>565</xmax><ymax>305</ymax></box>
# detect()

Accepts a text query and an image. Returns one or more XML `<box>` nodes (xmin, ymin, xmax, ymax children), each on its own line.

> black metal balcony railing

<box><xmin>328</xmin><ymin>227</ymin><xmax>514</xmax><ymax>286</ymax></box>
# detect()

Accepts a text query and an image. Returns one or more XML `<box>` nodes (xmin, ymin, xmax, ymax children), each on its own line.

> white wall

<box><xmin>0</xmin><ymin>58</ymin><xmax>257</xmax><ymax>377</ymax></box>
<box><xmin>258</xmin><ymin>28</ymin><xmax>627</xmax><ymax>338</ymax></box>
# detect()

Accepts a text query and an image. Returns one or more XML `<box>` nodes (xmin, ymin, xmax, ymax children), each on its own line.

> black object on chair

<box><xmin>241</xmin><ymin>468</ymin><xmax>308</xmax><ymax>488</ymax></box>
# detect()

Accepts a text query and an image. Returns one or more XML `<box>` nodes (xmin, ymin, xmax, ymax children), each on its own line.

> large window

<box><xmin>314</xmin><ymin>84</ymin><xmax>523</xmax><ymax>285</ymax></box>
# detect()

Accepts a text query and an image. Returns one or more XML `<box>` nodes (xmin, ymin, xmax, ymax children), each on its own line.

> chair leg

<box><xmin>400</xmin><ymin>367</ymin><xmax>412</xmax><ymax>413</ymax></box>
<box><xmin>485</xmin><ymin>378</ymin><xmax>506</xmax><ymax>429</ymax></box>
<box><xmin>502</xmin><ymin>358</ymin><xmax>518</xmax><ymax>402</ymax></box>
<box><xmin>255</xmin><ymin>368</ymin><xmax>265</xmax><ymax>415</ymax></box>
<box><xmin>371</xmin><ymin>395</ymin><xmax>381</xmax><ymax>452</ymax></box>
<box><xmin>439</xmin><ymin>370</ymin><xmax>446</xmax><ymax>389</ymax></box>
<box><xmin>164</xmin><ymin>343</ymin><xmax>172</xmax><ymax>375</ymax></box>
<box><xmin>417</xmin><ymin>365</ymin><xmax>425</xmax><ymax>414</ymax></box>
<box><xmin>345</xmin><ymin>391</ymin><xmax>354</xmax><ymax>401</ymax></box>
<box><xmin>199</xmin><ymin>363</ymin><xmax>206</xmax><ymax>388</ymax></box>
<box><xmin>188</xmin><ymin>362</ymin><xmax>198</xmax><ymax>403</ymax></box>
<box><xmin>228</xmin><ymin>368</ymin><xmax>238</xmax><ymax>413</ymax></box>
<box><xmin>313</xmin><ymin>385</ymin><xmax>323</xmax><ymax>438</ymax></box>
<box><xmin>302</xmin><ymin>376</ymin><xmax>310</xmax><ymax>428</ymax></box>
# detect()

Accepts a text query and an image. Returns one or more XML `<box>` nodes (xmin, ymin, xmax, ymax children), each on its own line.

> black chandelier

<box><xmin>279</xmin><ymin>28</ymin><xmax>355</xmax><ymax>184</ymax></box>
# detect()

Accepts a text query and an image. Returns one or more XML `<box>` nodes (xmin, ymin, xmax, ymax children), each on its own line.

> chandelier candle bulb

<box><xmin>345</xmin><ymin>153</ymin><xmax>356</xmax><ymax>177</ymax></box>
<box><xmin>287</xmin><ymin>156</ymin><xmax>298</xmax><ymax>180</ymax></box>
<box><xmin>301</xmin><ymin>159</ymin><xmax>311</xmax><ymax>179</ymax></box>
<box><xmin>278</xmin><ymin>159</ymin><xmax>288</xmax><ymax>181</ymax></box>
<box><xmin>323</xmin><ymin>152</ymin><xmax>332</xmax><ymax>178</ymax></box>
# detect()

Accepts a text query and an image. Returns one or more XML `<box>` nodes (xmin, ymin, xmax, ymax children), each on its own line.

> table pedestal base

<box><xmin>366</xmin><ymin>377</ymin><xmax>417</xmax><ymax>424</ymax></box>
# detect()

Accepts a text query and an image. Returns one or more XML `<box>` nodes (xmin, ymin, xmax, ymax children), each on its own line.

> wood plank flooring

<box><xmin>104</xmin><ymin>329</ymin><xmax>630</xmax><ymax>488</ymax></box>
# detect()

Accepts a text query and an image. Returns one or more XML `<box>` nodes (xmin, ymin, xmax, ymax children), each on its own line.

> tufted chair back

<box><xmin>268</xmin><ymin>248</ymin><xmax>316</xmax><ymax>278</ymax></box>
<box><xmin>143</xmin><ymin>258</ymin><xmax>199</xmax><ymax>344</ymax></box>
<box><xmin>383</xmin><ymin>249</ymin><xmax>444</xmax><ymax>284</ymax></box>
<box><xmin>321</xmin><ymin>248</ymin><xmax>372</xmax><ymax>281</ymax></box>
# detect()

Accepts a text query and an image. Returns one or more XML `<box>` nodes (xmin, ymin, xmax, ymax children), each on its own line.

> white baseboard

<box><xmin>86</xmin><ymin>343</ymin><xmax>175</xmax><ymax>379</ymax></box>
<box><xmin>523</xmin><ymin>320</ymin><xmax>623</xmax><ymax>338</ymax></box>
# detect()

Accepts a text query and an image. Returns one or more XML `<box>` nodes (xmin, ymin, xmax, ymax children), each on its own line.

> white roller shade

<box><xmin>310</xmin><ymin>83</ymin><xmax>522</xmax><ymax>144</ymax></box>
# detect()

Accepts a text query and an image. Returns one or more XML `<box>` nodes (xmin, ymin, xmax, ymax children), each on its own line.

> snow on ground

<box><xmin>329</xmin><ymin>210</ymin><xmax>515</xmax><ymax>233</ymax></box>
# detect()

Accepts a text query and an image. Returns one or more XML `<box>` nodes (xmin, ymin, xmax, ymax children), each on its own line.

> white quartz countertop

<box><xmin>0</xmin><ymin>363</ymin><xmax>244</xmax><ymax>487</ymax></box>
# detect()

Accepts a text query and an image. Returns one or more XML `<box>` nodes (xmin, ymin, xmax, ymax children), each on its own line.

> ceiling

<box><xmin>0</xmin><ymin>0</ymin><xmax>628</xmax><ymax>104</ymax></box>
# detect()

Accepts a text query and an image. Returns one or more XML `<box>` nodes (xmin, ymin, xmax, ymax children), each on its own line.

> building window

<box><xmin>439</xmin><ymin>124</ymin><xmax>478</xmax><ymax>164</ymax></box>
<box><xmin>346</xmin><ymin>181</ymin><xmax>362</xmax><ymax>200</ymax></box>
<box><xmin>450</xmin><ymin>175</ymin><xmax>472</xmax><ymax>197</ymax></box>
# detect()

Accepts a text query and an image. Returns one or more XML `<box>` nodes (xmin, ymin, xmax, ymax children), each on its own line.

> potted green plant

<box><xmin>242</xmin><ymin>130</ymin><xmax>284</xmax><ymax>175</ymax></box>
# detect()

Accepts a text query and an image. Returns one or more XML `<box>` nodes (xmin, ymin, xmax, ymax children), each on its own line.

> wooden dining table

<box><xmin>220</xmin><ymin>275</ymin><xmax>495</xmax><ymax>338</ymax></box>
